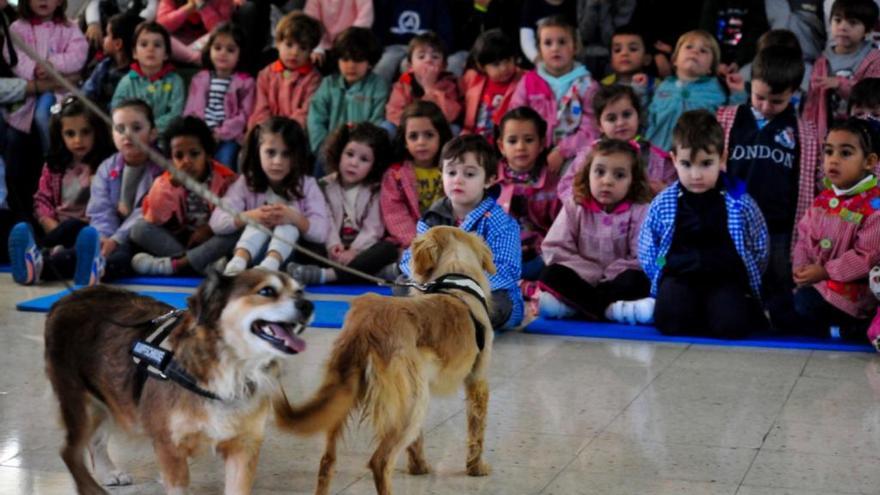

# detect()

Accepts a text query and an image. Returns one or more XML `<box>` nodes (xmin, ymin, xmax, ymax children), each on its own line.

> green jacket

<box><xmin>111</xmin><ymin>64</ymin><xmax>186</xmax><ymax>133</ymax></box>
<box><xmin>307</xmin><ymin>72</ymin><xmax>389</xmax><ymax>153</ymax></box>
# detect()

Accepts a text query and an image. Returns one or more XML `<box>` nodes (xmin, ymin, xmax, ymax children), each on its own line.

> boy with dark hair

<box><xmin>849</xmin><ymin>77</ymin><xmax>880</xmax><ymax>120</ymax></box>
<box><xmin>384</xmin><ymin>31</ymin><xmax>462</xmax><ymax>128</ymax></box>
<box><xmin>639</xmin><ymin>109</ymin><xmax>769</xmax><ymax>338</ymax></box>
<box><xmin>307</xmin><ymin>27</ymin><xmax>389</xmax><ymax>154</ymax></box>
<box><xmin>249</xmin><ymin>11</ymin><xmax>323</xmax><ymax>130</ymax></box>
<box><xmin>717</xmin><ymin>45</ymin><xmax>822</xmax><ymax>331</ymax></box>
<box><xmin>398</xmin><ymin>134</ymin><xmax>524</xmax><ymax>329</ymax></box>
<box><xmin>372</xmin><ymin>0</ymin><xmax>453</xmax><ymax>83</ymax></box>
<box><xmin>804</xmin><ymin>0</ymin><xmax>880</xmax><ymax>140</ymax></box>
<box><xmin>83</xmin><ymin>12</ymin><xmax>140</xmax><ymax>112</ymax></box>
<box><xmin>601</xmin><ymin>25</ymin><xmax>654</xmax><ymax>106</ymax></box>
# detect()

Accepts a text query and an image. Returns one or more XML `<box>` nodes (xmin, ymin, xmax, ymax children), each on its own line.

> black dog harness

<box><xmin>404</xmin><ymin>273</ymin><xmax>490</xmax><ymax>351</ymax></box>
<box><xmin>130</xmin><ymin>309</ymin><xmax>223</xmax><ymax>402</ymax></box>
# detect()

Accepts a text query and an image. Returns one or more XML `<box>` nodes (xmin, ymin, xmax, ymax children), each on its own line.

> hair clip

<box><xmin>50</xmin><ymin>102</ymin><xmax>63</xmax><ymax>115</ymax></box>
<box><xmin>50</xmin><ymin>95</ymin><xmax>79</xmax><ymax>115</ymax></box>
<box><xmin>627</xmin><ymin>139</ymin><xmax>641</xmax><ymax>153</ymax></box>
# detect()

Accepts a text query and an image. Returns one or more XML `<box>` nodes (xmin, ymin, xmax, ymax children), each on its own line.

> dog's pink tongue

<box><xmin>268</xmin><ymin>323</ymin><xmax>307</xmax><ymax>353</ymax></box>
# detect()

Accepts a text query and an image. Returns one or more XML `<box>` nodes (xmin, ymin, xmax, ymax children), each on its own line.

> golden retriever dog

<box><xmin>274</xmin><ymin>226</ymin><xmax>496</xmax><ymax>495</ymax></box>
<box><xmin>44</xmin><ymin>268</ymin><xmax>313</xmax><ymax>495</ymax></box>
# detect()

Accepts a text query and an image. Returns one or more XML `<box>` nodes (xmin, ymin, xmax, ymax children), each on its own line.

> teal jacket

<box><xmin>111</xmin><ymin>64</ymin><xmax>186</xmax><ymax>133</ymax></box>
<box><xmin>645</xmin><ymin>76</ymin><xmax>746</xmax><ymax>151</ymax></box>
<box><xmin>307</xmin><ymin>73</ymin><xmax>389</xmax><ymax>153</ymax></box>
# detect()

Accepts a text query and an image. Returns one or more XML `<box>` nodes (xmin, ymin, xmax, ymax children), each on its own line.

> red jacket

<box><xmin>379</xmin><ymin>161</ymin><xmax>421</xmax><ymax>247</ymax></box>
<box><xmin>142</xmin><ymin>161</ymin><xmax>237</xmax><ymax>228</ymax></box>
<box><xmin>248</xmin><ymin>61</ymin><xmax>322</xmax><ymax>130</ymax></box>
<box><xmin>385</xmin><ymin>71</ymin><xmax>462</xmax><ymax>126</ymax></box>
<box><xmin>459</xmin><ymin>68</ymin><xmax>523</xmax><ymax>138</ymax></box>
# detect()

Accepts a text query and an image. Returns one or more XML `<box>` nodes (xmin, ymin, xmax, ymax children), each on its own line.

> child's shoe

<box><xmin>286</xmin><ymin>263</ymin><xmax>324</xmax><ymax>285</ymax></box>
<box><xmin>73</xmin><ymin>226</ymin><xmax>104</xmax><ymax>286</ymax></box>
<box><xmin>538</xmin><ymin>291</ymin><xmax>576</xmax><ymax>319</ymax></box>
<box><xmin>131</xmin><ymin>253</ymin><xmax>174</xmax><ymax>275</ymax></box>
<box><xmin>870</xmin><ymin>266</ymin><xmax>880</xmax><ymax>299</ymax></box>
<box><xmin>605</xmin><ymin>297</ymin><xmax>655</xmax><ymax>325</ymax></box>
<box><xmin>868</xmin><ymin>309</ymin><xmax>880</xmax><ymax>353</ymax></box>
<box><xmin>8</xmin><ymin>222</ymin><xmax>42</xmax><ymax>285</ymax></box>
<box><xmin>223</xmin><ymin>256</ymin><xmax>248</xmax><ymax>276</ymax></box>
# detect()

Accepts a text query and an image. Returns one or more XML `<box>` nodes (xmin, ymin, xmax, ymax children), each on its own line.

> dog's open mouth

<box><xmin>250</xmin><ymin>320</ymin><xmax>307</xmax><ymax>354</ymax></box>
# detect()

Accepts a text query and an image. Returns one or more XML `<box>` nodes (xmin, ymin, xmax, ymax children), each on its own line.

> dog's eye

<box><xmin>258</xmin><ymin>286</ymin><xmax>277</xmax><ymax>298</ymax></box>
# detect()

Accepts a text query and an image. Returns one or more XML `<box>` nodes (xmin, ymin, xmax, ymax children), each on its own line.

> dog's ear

<box><xmin>189</xmin><ymin>267</ymin><xmax>232</xmax><ymax>325</ymax></box>
<box><xmin>411</xmin><ymin>230</ymin><xmax>440</xmax><ymax>277</ymax></box>
<box><xmin>470</xmin><ymin>232</ymin><xmax>496</xmax><ymax>275</ymax></box>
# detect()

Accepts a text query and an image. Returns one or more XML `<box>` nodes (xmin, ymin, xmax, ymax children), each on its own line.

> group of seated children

<box><xmin>2</xmin><ymin>0</ymin><xmax>880</xmax><ymax>347</ymax></box>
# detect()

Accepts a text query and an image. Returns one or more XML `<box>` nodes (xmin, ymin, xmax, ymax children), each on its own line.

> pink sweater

<box><xmin>3</xmin><ymin>19</ymin><xmax>88</xmax><ymax>132</ymax></box>
<box><xmin>157</xmin><ymin>0</ymin><xmax>234</xmax><ymax>44</ymax></box>
<box><xmin>385</xmin><ymin>71</ymin><xmax>462</xmax><ymax>126</ymax></box>
<box><xmin>184</xmin><ymin>70</ymin><xmax>256</xmax><ymax>143</ymax></box>
<box><xmin>541</xmin><ymin>198</ymin><xmax>648</xmax><ymax>285</ymax></box>
<box><xmin>304</xmin><ymin>0</ymin><xmax>374</xmax><ymax>53</ymax></box>
<box><xmin>248</xmin><ymin>61</ymin><xmax>322</xmax><ymax>130</ymax></box>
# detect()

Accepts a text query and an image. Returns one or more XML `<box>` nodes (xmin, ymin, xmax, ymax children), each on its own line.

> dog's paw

<box><xmin>407</xmin><ymin>460</ymin><xmax>431</xmax><ymax>475</ymax></box>
<box><xmin>101</xmin><ymin>470</ymin><xmax>133</xmax><ymax>486</ymax></box>
<box><xmin>466</xmin><ymin>461</ymin><xmax>491</xmax><ymax>477</ymax></box>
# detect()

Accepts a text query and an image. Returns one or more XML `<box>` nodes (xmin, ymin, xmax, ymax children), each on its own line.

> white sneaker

<box><xmin>631</xmin><ymin>297</ymin><xmax>655</xmax><ymax>324</ymax></box>
<box><xmin>224</xmin><ymin>256</ymin><xmax>248</xmax><ymax>276</ymax></box>
<box><xmin>538</xmin><ymin>291</ymin><xmax>576</xmax><ymax>319</ymax></box>
<box><xmin>870</xmin><ymin>266</ymin><xmax>880</xmax><ymax>299</ymax></box>
<box><xmin>131</xmin><ymin>253</ymin><xmax>173</xmax><ymax>275</ymax></box>
<box><xmin>605</xmin><ymin>297</ymin><xmax>655</xmax><ymax>325</ymax></box>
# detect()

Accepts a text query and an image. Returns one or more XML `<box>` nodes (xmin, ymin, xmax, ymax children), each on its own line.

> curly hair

<box><xmin>322</xmin><ymin>122</ymin><xmax>391</xmax><ymax>185</ymax></box>
<box><xmin>240</xmin><ymin>117</ymin><xmax>310</xmax><ymax>200</ymax></box>
<box><xmin>573</xmin><ymin>139</ymin><xmax>652</xmax><ymax>205</ymax></box>
<box><xmin>162</xmin><ymin>116</ymin><xmax>217</xmax><ymax>157</ymax></box>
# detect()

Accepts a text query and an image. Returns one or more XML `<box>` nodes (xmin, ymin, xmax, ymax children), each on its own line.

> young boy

<box><xmin>248</xmin><ymin>12</ymin><xmax>323</xmax><ymax>130</ymax></box>
<box><xmin>849</xmin><ymin>77</ymin><xmax>880</xmax><ymax>120</ymax></box>
<box><xmin>717</xmin><ymin>45</ymin><xmax>822</xmax><ymax>331</ymax></box>
<box><xmin>371</xmin><ymin>0</ymin><xmax>452</xmax><ymax>84</ymax></box>
<box><xmin>639</xmin><ymin>110</ymin><xmax>769</xmax><ymax>338</ymax></box>
<box><xmin>460</xmin><ymin>29</ymin><xmax>523</xmax><ymax>145</ymax></box>
<box><xmin>804</xmin><ymin>0</ymin><xmax>880</xmax><ymax>141</ymax></box>
<box><xmin>384</xmin><ymin>31</ymin><xmax>462</xmax><ymax>129</ymax></box>
<box><xmin>307</xmin><ymin>27</ymin><xmax>389</xmax><ymax>155</ymax></box>
<box><xmin>83</xmin><ymin>12</ymin><xmax>140</xmax><ymax>112</ymax></box>
<box><xmin>601</xmin><ymin>25</ymin><xmax>654</xmax><ymax>107</ymax></box>
<box><xmin>398</xmin><ymin>135</ymin><xmax>524</xmax><ymax>330</ymax></box>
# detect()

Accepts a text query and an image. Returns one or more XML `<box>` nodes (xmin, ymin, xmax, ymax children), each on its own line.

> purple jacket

<box><xmin>184</xmin><ymin>70</ymin><xmax>256</xmax><ymax>143</ymax></box>
<box><xmin>86</xmin><ymin>153</ymin><xmax>163</xmax><ymax>244</ymax></box>
<box><xmin>542</xmin><ymin>197</ymin><xmax>648</xmax><ymax>285</ymax></box>
<box><xmin>209</xmin><ymin>175</ymin><xmax>331</xmax><ymax>244</ymax></box>
<box><xmin>319</xmin><ymin>174</ymin><xmax>385</xmax><ymax>251</ymax></box>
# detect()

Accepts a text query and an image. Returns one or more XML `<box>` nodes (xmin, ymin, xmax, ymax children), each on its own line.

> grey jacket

<box><xmin>766</xmin><ymin>0</ymin><xmax>826</xmax><ymax>62</ymax></box>
<box><xmin>576</xmin><ymin>0</ymin><xmax>637</xmax><ymax>58</ymax></box>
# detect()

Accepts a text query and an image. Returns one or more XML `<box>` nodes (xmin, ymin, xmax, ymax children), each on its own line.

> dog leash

<box><xmin>130</xmin><ymin>309</ymin><xmax>224</xmax><ymax>402</ymax></box>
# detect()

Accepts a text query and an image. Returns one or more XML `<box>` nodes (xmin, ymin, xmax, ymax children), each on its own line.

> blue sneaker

<box><xmin>74</xmin><ymin>226</ymin><xmax>104</xmax><ymax>286</ymax></box>
<box><xmin>8</xmin><ymin>222</ymin><xmax>42</xmax><ymax>285</ymax></box>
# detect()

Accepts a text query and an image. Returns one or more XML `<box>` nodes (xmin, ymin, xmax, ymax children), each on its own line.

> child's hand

<box><xmin>413</xmin><ymin>62</ymin><xmax>441</xmax><ymax>90</ymax></box>
<box><xmin>85</xmin><ymin>23</ymin><xmax>103</xmax><ymax>48</ymax></box>
<box><xmin>271</xmin><ymin>204</ymin><xmax>305</xmax><ymax>228</ymax></box>
<box><xmin>717</xmin><ymin>62</ymin><xmax>739</xmax><ymax>77</ymax></box>
<box><xmin>546</xmin><ymin>149</ymin><xmax>565</xmax><ymax>174</ymax></box>
<box><xmin>100</xmin><ymin>238</ymin><xmax>118</xmax><ymax>257</ymax></box>
<box><xmin>793</xmin><ymin>264</ymin><xmax>828</xmax><ymax>286</ymax></box>
<box><xmin>328</xmin><ymin>244</ymin><xmax>345</xmax><ymax>261</ymax></box>
<box><xmin>336</xmin><ymin>248</ymin><xmax>358</xmax><ymax>266</ymax></box>
<box><xmin>34</xmin><ymin>63</ymin><xmax>52</xmax><ymax>80</ymax></box>
<box><xmin>187</xmin><ymin>225</ymin><xmax>213</xmax><ymax>248</ymax></box>
<box><xmin>725</xmin><ymin>72</ymin><xmax>745</xmax><ymax>93</ymax></box>
<box><xmin>815</xmin><ymin>77</ymin><xmax>840</xmax><ymax>90</ymax></box>
<box><xmin>632</xmin><ymin>73</ymin><xmax>649</xmax><ymax>87</ymax></box>
<box><xmin>246</xmin><ymin>206</ymin><xmax>276</xmax><ymax>227</ymax></box>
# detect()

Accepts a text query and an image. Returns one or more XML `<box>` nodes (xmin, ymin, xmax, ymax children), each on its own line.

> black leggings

<box><xmin>654</xmin><ymin>275</ymin><xmax>765</xmax><ymax>339</ymax></box>
<box><xmin>538</xmin><ymin>264</ymin><xmax>650</xmax><ymax>319</ymax></box>
<box><xmin>793</xmin><ymin>286</ymin><xmax>870</xmax><ymax>341</ymax></box>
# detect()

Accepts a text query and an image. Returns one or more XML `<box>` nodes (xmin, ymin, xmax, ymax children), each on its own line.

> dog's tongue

<box><xmin>268</xmin><ymin>322</ymin><xmax>307</xmax><ymax>353</ymax></box>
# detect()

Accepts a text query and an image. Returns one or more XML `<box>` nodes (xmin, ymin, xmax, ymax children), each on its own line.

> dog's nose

<box><xmin>296</xmin><ymin>298</ymin><xmax>314</xmax><ymax>317</ymax></box>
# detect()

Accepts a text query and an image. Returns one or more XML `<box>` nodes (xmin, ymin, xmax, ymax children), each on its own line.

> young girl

<box><xmin>210</xmin><ymin>117</ymin><xmax>330</xmax><ymax>275</ymax></box>
<box><xmin>792</xmin><ymin>118</ymin><xmax>880</xmax><ymax>341</ymax></box>
<box><xmin>379</xmin><ymin>100</ymin><xmax>453</xmax><ymax>248</ymax></box>
<box><xmin>537</xmin><ymin>139</ymin><xmax>654</xmax><ymax>323</ymax></box>
<box><xmin>288</xmin><ymin>122</ymin><xmax>398</xmax><ymax>285</ymax></box>
<box><xmin>129</xmin><ymin>116</ymin><xmax>238</xmax><ymax>275</ymax></box>
<box><xmin>560</xmin><ymin>84</ymin><xmax>676</xmax><ymax>199</ymax></box>
<box><xmin>183</xmin><ymin>23</ymin><xmax>255</xmax><ymax>170</ymax></box>
<box><xmin>494</xmin><ymin>107</ymin><xmax>561</xmax><ymax>281</ymax></box>
<box><xmin>645</xmin><ymin>29</ymin><xmax>747</xmax><ymax>151</ymax></box>
<box><xmin>510</xmin><ymin>15</ymin><xmax>600</xmax><ymax>175</ymax></box>
<box><xmin>4</xmin><ymin>0</ymin><xmax>88</xmax><ymax>153</ymax></box>
<box><xmin>111</xmin><ymin>21</ymin><xmax>186</xmax><ymax>133</ymax></box>
<box><xmin>156</xmin><ymin>0</ymin><xmax>234</xmax><ymax>64</ymax></box>
<box><xmin>8</xmin><ymin>97</ymin><xmax>113</xmax><ymax>285</ymax></box>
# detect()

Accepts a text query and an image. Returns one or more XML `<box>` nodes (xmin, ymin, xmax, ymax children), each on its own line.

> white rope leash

<box><xmin>6</xmin><ymin>27</ymin><xmax>390</xmax><ymax>286</ymax></box>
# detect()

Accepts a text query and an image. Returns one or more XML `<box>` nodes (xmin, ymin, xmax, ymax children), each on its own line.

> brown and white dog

<box><xmin>44</xmin><ymin>268</ymin><xmax>313</xmax><ymax>495</ymax></box>
<box><xmin>274</xmin><ymin>226</ymin><xmax>495</xmax><ymax>495</ymax></box>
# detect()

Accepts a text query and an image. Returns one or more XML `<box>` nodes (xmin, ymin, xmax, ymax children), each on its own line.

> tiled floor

<box><xmin>2</xmin><ymin>277</ymin><xmax>880</xmax><ymax>494</ymax></box>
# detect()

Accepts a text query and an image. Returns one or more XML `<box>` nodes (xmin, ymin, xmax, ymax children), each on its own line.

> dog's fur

<box><xmin>274</xmin><ymin>226</ymin><xmax>496</xmax><ymax>495</ymax></box>
<box><xmin>44</xmin><ymin>269</ymin><xmax>313</xmax><ymax>495</ymax></box>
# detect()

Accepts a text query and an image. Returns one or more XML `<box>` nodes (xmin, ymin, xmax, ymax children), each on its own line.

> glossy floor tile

<box><xmin>1</xmin><ymin>277</ymin><xmax>879</xmax><ymax>494</ymax></box>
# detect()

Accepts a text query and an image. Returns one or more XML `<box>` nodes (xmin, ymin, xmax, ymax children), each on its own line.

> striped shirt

<box><xmin>204</xmin><ymin>75</ymin><xmax>231</xmax><ymax>128</ymax></box>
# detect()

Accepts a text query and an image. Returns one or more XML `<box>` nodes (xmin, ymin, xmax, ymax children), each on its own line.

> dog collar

<box><xmin>130</xmin><ymin>309</ymin><xmax>224</xmax><ymax>402</ymax></box>
<box><xmin>407</xmin><ymin>274</ymin><xmax>490</xmax><ymax>351</ymax></box>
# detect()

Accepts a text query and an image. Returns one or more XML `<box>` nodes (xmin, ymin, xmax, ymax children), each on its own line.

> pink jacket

<box><xmin>793</xmin><ymin>179</ymin><xmax>880</xmax><ymax>318</ymax></box>
<box><xmin>320</xmin><ymin>173</ymin><xmax>385</xmax><ymax>251</ymax></box>
<box><xmin>3</xmin><ymin>19</ymin><xmax>88</xmax><ymax>132</ymax></box>
<box><xmin>248</xmin><ymin>61</ymin><xmax>322</xmax><ymax>130</ymax></box>
<box><xmin>803</xmin><ymin>48</ymin><xmax>880</xmax><ymax>143</ymax></box>
<box><xmin>542</xmin><ymin>198</ymin><xmax>648</xmax><ymax>285</ymax></box>
<box><xmin>509</xmin><ymin>68</ymin><xmax>600</xmax><ymax>160</ymax></box>
<box><xmin>494</xmin><ymin>162</ymin><xmax>561</xmax><ymax>256</ymax></box>
<box><xmin>157</xmin><ymin>0</ymin><xmax>233</xmax><ymax>44</ymax></box>
<box><xmin>33</xmin><ymin>162</ymin><xmax>91</xmax><ymax>224</ymax></box>
<box><xmin>385</xmin><ymin>71</ymin><xmax>462</xmax><ymax>126</ymax></box>
<box><xmin>142</xmin><ymin>161</ymin><xmax>237</xmax><ymax>228</ymax></box>
<box><xmin>379</xmin><ymin>161</ymin><xmax>421</xmax><ymax>247</ymax></box>
<box><xmin>558</xmin><ymin>140</ymin><xmax>675</xmax><ymax>200</ymax></box>
<box><xmin>459</xmin><ymin>68</ymin><xmax>523</xmax><ymax>137</ymax></box>
<box><xmin>304</xmin><ymin>0</ymin><xmax>374</xmax><ymax>53</ymax></box>
<box><xmin>184</xmin><ymin>70</ymin><xmax>256</xmax><ymax>143</ymax></box>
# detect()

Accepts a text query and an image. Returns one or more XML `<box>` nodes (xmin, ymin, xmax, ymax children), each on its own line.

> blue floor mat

<box><xmin>525</xmin><ymin>317</ymin><xmax>875</xmax><ymax>353</ymax></box>
<box><xmin>16</xmin><ymin>290</ymin><xmax>350</xmax><ymax>329</ymax></box>
<box><xmin>110</xmin><ymin>275</ymin><xmax>392</xmax><ymax>295</ymax></box>
<box><xmin>0</xmin><ymin>264</ymin><xmax>9</xmax><ymax>273</ymax></box>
